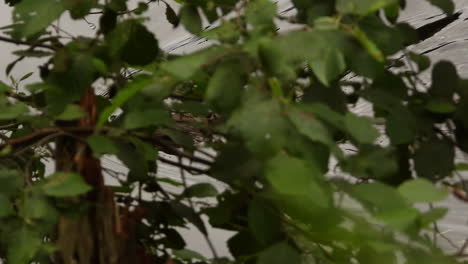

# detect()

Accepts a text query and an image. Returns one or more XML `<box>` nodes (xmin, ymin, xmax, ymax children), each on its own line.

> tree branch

<box><xmin>134</xmin><ymin>132</ymin><xmax>213</xmax><ymax>166</ymax></box>
<box><xmin>158</xmin><ymin>156</ymin><xmax>209</xmax><ymax>175</ymax></box>
<box><xmin>0</xmin><ymin>126</ymin><xmax>213</xmax><ymax>172</ymax></box>
<box><xmin>0</xmin><ymin>36</ymin><xmax>57</xmax><ymax>50</ymax></box>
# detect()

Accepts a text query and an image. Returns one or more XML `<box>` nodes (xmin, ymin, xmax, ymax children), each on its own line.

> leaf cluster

<box><xmin>0</xmin><ymin>0</ymin><xmax>465</xmax><ymax>263</ymax></box>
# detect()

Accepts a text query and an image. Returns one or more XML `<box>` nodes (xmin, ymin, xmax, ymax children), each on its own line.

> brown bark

<box><xmin>55</xmin><ymin>88</ymin><xmax>118</xmax><ymax>264</ymax></box>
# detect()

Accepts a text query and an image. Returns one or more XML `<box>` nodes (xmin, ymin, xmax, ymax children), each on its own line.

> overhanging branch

<box><xmin>0</xmin><ymin>36</ymin><xmax>57</xmax><ymax>50</ymax></box>
<box><xmin>0</xmin><ymin>126</ymin><xmax>213</xmax><ymax>168</ymax></box>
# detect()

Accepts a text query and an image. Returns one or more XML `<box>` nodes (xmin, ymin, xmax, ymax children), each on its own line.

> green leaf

<box><xmin>55</xmin><ymin>104</ymin><xmax>85</xmax><ymax>120</ymax></box>
<box><xmin>430</xmin><ymin>61</ymin><xmax>457</xmax><ymax>99</ymax></box>
<box><xmin>409</xmin><ymin>52</ymin><xmax>430</xmax><ymax>71</ymax></box>
<box><xmin>398</xmin><ymin>178</ymin><xmax>448</xmax><ymax>203</ymax></box>
<box><xmin>160</xmin><ymin>228</ymin><xmax>185</xmax><ymax>249</ymax></box>
<box><xmin>228</xmin><ymin>230</ymin><xmax>262</xmax><ymax>257</ymax></box>
<box><xmin>161</xmin><ymin>46</ymin><xmax>224</xmax><ymax>80</ymax></box>
<box><xmin>456</xmin><ymin>163</ymin><xmax>468</xmax><ymax>171</ymax></box>
<box><xmin>4</xmin><ymin>0</ymin><xmax>21</xmax><ymax>6</ymax></box>
<box><xmin>13</xmin><ymin>0</ymin><xmax>66</xmax><ymax>37</ymax></box>
<box><xmin>0</xmin><ymin>81</ymin><xmax>12</xmax><ymax>92</ymax></box>
<box><xmin>227</xmin><ymin>94</ymin><xmax>289</xmax><ymax>156</ymax></box>
<box><xmin>128</xmin><ymin>137</ymin><xmax>158</xmax><ymax>161</ymax></box>
<box><xmin>92</xmin><ymin>58</ymin><xmax>108</xmax><ymax>74</ymax></box>
<box><xmin>245</xmin><ymin>0</ymin><xmax>277</xmax><ymax>34</ymax></box>
<box><xmin>21</xmin><ymin>193</ymin><xmax>58</xmax><ymax>222</ymax></box>
<box><xmin>114</xmin><ymin>140</ymin><xmax>148</xmax><ymax>181</ymax></box>
<box><xmin>156</xmin><ymin>177</ymin><xmax>182</xmax><ymax>187</ymax></box>
<box><xmin>46</xmin><ymin>52</ymin><xmax>98</xmax><ymax>114</ymax></box>
<box><xmin>108</xmin><ymin>0</ymin><xmax>126</xmax><ymax>11</ymax></box>
<box><xmin>0</xmin><ymin>170</ymin><xmax>22</xmax><ymax>196</ymax></box>
<box><xmin>184</xmin><ymin>183</ymin><xmax>218</xmax><ymax>198</ymax></box>
<box><xmin>350</xmin><ymin>183</ymin><xmax>420</xmax><ymax>231</ymax></box>
<box><xmin>406</xmin><ymin>250</ymin><xmax>458</xmax><ymax>264</ymax></box>
<box><xmin>106</xmin><ymin>19</ymin><xmax>159</xmax><ymax>66</ymax></box>
<box><xmin>0</xmin><ymin>194</ymin><xmax>14</xmax><ymax>218</ymax></box>
<box><xmin>257</xmin><ymin>242</ymin><xmax>301</xmax><ymax>264</ymax></box>
<box><xmin>13</xmin><ymin>49</ymin><xmax>53</xmax><ymax>58</ymax></box>
<box><xmin>86</xmin><ymin>135</ymin><xmax>119</xmax><ymax>157</ymax></box>
<box><xmin>7</xmin><ymin>227</ymin><xmax>42</xmax><ymax>264</ymax></box>
<box><xmin>170</xmin><ymin>202</ymin><xmax>207</xmax><ymax>235</ymax></box>
<box><xmin>266</xmin><ymin>153</ymin><xmax>329</xmax><ymax>207</ymax></box>
<box><xmin>123</xmin><ymin>108</ymin><xmax>172</xmax><ymax>129</ymax></box>
<box><xmin>357</xmin><ymin>14</ymin><xmax>406</xmax><ymax>56</ymax></box>
<box><xmin>344</xmin><ymin>113</ymin><xmax>379</xmax><ymax>144</ymax></box>
<box><xmin>180</xmin><ymin>5</ymin><xmax>202</xmax><ymax>35</ymax></box>
<box><xmin>99</xmin><ymin>8</ymin><xmax>117</xmax><ymax>35</ymax></box>
<box><xmin>259</xmin><ymin>30</ymin><xmax>350</xmax><ymax>81</ymax></box>
<box><xmin>386</xmin><ymin>110</ymin><xmax>416</xmax><ymax>144</ymax></box>
<box><xmin>206</xmin><ymin>60</ymin><xmax>245</xmax><ymax>112</ymax></box>
<box><xmin>351</xmin><ymin>182</ymin><xmax>409</xmax><ymax>211</ymax></box>
<box><xmin>375</xmin><ymin>207</ymin><xmax>420</xmax><ymax>231</ymax></box>
<box><xmin>165</xmin><ymin>3</ymin><xmax>179</xmax><ymax>27</ymax></box>
<box><xmin>357</xmin><ymin>247</ymin><xmax>397</xmax><ymax>264</ymax></box>
<box><xmin>288</xmin><ymin>107</ymin><xmax>333</xmax><ymax>146</ymax></box>
<box><xmin>173</xmin><ymin>249</ymin><xmax>206</xmax><ymax>260</ymax></box>
<box><xmin>42</xmin><ymin>172</ymin><xmax>92</xmax><ymax>197</ymax></box>
<box><xmin>110</xmin><ymin>185</ymin><xmax>132</xmax><ymax>193</ymax></box>
<box><xmin>268</xmin><ymin>77</ymin><xmax>284</xmax><ymax>98</ymax></box>
<box><xmin>65</xmin><ymin>0</ymin><xmax>96</xmax><ymax>19</ymax></box>
<box><xmin>384</xmin><ymin>2</ymin><xmax>400</xmax><ymax>23</ymax></box>
<box><xmin>158</xmin><ymin>128</ymin><xmax>194</xmax><ymax>148</ymax></box>
<box><xmin>350</xmin><ymin>26</ymin><xmax>385</xmax><ymax>62</ymax></box>
<box><xmin>310</xmin><ymin>48</ymin><xmax>346</xmax><ymax>85</ymax></box>
<box><xmin>248</xmin><ymin>199</ymin><xmax>282</xmax><ymax>246</ymax></box>
<box><xmin>97</xmin><ymin>75</ymin><xmax>173</xmax><ymax>128</ymax></box>
<box><xmin>420</xmin><ymin>207</ymin><xmax>448</xmax><ymax>226</ymax></box>
<box><xmin>210</xmin><ymin>144</ymin><xmax>263</xmax><ymax>183</ymax></box>
<box><xmin>0</xmin><ymin>103</ymin><xmax>29</xmax><ymax>120</ymax></box>
<box><xmin>314</xmin><ymin>17</ymin><xmax>340</xmax><ymax>30</ymax></box>
<box><xmin>425</xmin><ymin>100</ymin><xmax>456</xmax><ymax>113</ymax></box>
<box><xmin>19</xmin><ymin>72</ymin><xmax>33</xmax><ymax>82</ymax></box>
<box><xmin>336</xmin><ymin>0</ymin><xmax>397</xmax><ymax>15</ymax></box>
<box><xmin>343</xmin><ymin>146</ymin><xmax>398</xmax><ymax>180</ymax></box>
<box><xmin>202</xmin><ymin>20</ymin><xmax>240</xmax><ymax>43</ymax></box>
<box><xmin>414</xmin><ymin>139</ymin><xmax>454</xmax><ymax>180</ymax></box>
<box><xmin>301</xmin><ymin>103</ymin><xmax>345</xmax><ymax>129</ymax></box>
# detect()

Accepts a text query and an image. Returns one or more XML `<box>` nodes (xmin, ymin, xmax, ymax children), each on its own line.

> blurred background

<box><xmin>2</xmin><ymin>0</ymin><xmax>468</xmax><ymax>257</ymax></box>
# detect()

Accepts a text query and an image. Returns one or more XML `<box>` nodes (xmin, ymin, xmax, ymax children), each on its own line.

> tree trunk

<box><xmin>54</xmin><ymin>88</ymin><xmax>120</xmax><ymax>264</ymax></box>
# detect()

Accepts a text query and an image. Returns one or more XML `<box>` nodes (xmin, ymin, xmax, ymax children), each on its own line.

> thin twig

<box><xmin>0</xmin><ymin>127</ymin><xmax>89</xmax><ymax>149</ymax></box>
<box><xmin>158</xmin><ymin>156</ymin><xmax>208</xmax><ymax>175</ymax></box>
<box><xmin>169</xmin><ymin>95</ymin><xmax>203</xmax><ymax>102</ymax></box>
<box><xmin>0</xmin><ymin>36</ymin><xmax>56</xmax><ymax>50</ymax></box>
<box><xmin>454</xmin><ymin>171</ymin><xmax>468</xmax><ymax>192</ymax></box>
<box><xmin>50</xmin><ymin>24</ymin><xmax>75</xmax><ymax>39</ymax></box>
<box><xmin>195</xmin><ymin>149</ymin><xmax>216</xmax><ymax>161</ymax></box>
<box><xmin>456</xmin><ymin>238</ymin><xmax>468</xmax><ymax>256</ymax></box>
<box><xmin>24</xmin><ymin>157</ymin><xmax>35</xmax><ymax>186</ymax></box>
<box><xmin>179</xmin><ymin>157</ymin><xmax>195</xmax><ymax>209</ymax></box>
<box><xmin>0</xmin><ymin>125</ymin><xmax>211</xmax><ymax>174</ymax></box>
<box><xmin>0</xmin><ymin>123</ymin><xmax>19</xmax><ymax>130</ymax></box>
<box><xmin>14</xmin><ymin>132</ymin><xmax>64</xmax><ymax>156</ymax></box>
<box><xmin>135</xmin><ymin>132</ymin><xmax>213</xmax><ymax>166</ymax></box>
<box><xmin>178</xmin><ymin>156</ymin><xmax>219</xmax><ymax>260</ymax></box>
<box><xmin>430</xmin><ymin>203</ymin><xmax>459</xmax><ymax>249</ymax></box>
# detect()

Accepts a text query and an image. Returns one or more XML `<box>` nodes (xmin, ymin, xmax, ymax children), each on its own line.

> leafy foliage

<box><xmin>0</xmin><ymin>0</ymin><xmax>465</xmax><ymax>263</ymax></box>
